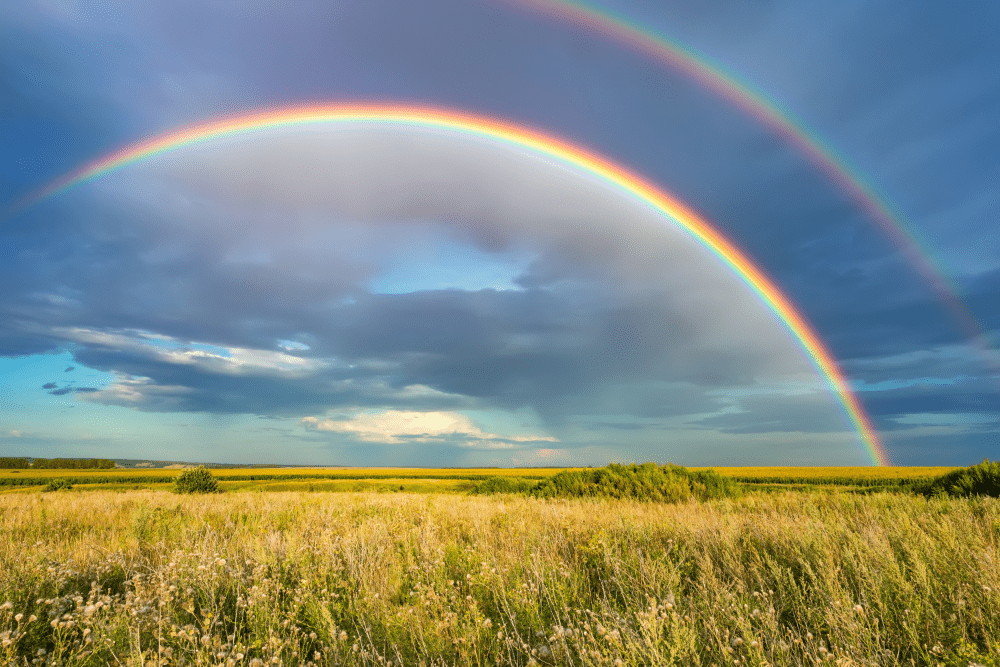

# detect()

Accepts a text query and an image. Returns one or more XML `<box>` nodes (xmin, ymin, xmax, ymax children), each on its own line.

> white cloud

<box><xmin>77</xmin><ymin>373</ymin><xmax>193</xmax><ymax>410</ymax></box>
<box><xmin>301</xmin><ymin>410</ymin><xmax>558</xmax><ymax>448</ymax></box>
<box><xmin>52</xmin><ymin>327</ymin><xmax>326</xmax><ymax>377</ymax></box>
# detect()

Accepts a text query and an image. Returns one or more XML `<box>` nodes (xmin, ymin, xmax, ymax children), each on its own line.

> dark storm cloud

<box><xmin>41</xmin><ymin>383</ymin><xmax>57</xmax><ymax>389</ymax></box>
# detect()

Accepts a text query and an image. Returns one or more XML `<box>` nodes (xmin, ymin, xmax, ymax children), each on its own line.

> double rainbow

<box><xmin>507</xmin><ymin>0</ymin><xmax>985</xmax><ymax>345</ymax></box>
<box><xmin>19</xmin><ymin>103</ymin><xmax>890</xmax><ymax>465</ymax></box>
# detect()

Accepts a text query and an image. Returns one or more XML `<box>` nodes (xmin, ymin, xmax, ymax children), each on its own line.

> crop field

<box><xmin>0</xmin><ymin>466</ymin><xmax>959</xmax><ymax>494</ymax></box>
<box><xmin>1</xmin><ymin>475</ymin><xmax>998</xmax><ymax>666</ymax></box>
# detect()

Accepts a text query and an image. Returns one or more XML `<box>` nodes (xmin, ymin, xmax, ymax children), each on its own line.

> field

<box><xmin>1</xmin><ymin>464</ymin><xmax>998</xmax><ymax>667</ymax></box>
<box><xmin>0</xmin><ymin>466</ymin><xmax>958</xmax><ymax>494</ymax></box>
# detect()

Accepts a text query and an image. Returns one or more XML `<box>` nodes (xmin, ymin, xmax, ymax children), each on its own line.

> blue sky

<box><xmin>1</xmin><ymin>0</ymin><xmax>997</xmax><ymax>466</ymax></box>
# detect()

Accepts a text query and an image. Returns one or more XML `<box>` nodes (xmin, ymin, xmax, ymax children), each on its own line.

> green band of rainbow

<box><xmin>23</xmin><ymin>103</ymin><xmax>890</xmax><ymax>465</ymax></box>
<box><xmin>506</xmin><ymin>0</ymin><xmax>986</xmax><ymax>347</ymax></box>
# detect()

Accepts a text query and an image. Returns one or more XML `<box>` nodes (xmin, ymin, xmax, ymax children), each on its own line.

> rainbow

<box><xmin>503</xmin><ymin>0</ymin><xmax>986</xmax><ymax>346</ymax></box>
<box><xmin>17</xmin><ymin>103</ymin><xmax>890</xmax><ymax>465</ymax></box>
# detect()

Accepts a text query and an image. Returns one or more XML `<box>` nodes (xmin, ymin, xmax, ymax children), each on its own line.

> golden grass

<box><xmin>1</xmin><ymin>490</ymin><xmax>997</xmax><ymax>665</ymax></box>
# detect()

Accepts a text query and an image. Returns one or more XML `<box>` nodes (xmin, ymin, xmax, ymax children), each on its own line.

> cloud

<box><xmin>301</xmin><ymin>410</ymin><xmax>558</xmax><ymax>448</ymax></box>
<box><xmin>52</xmin><ymin>327</ymin><xmax>325</xmax><ymax>377</ymax></box>
<box><xmin>77</xmin><ymin>374</ymin><xmax>194</xmax><ymax>411</ymax></box>
<box><xmin>47</xmin><ymin>386</ymin><xmax>98</xmax><ymax>396</ymax></box>
<box><xmin>42</xmin><ymin>382</ymin><xmax>57</xmax><ymax>389</ymax></box>
<box><xmin>0</xmin><ymin>127</ymin><xmax>829</xmax><ymax>432</ymax></box>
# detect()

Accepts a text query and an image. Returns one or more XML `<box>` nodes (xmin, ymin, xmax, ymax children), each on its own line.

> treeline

<box><xmin>0</xmin><ymin>457</ymin><xmax>115</xmax><ymax>469</ymax></box>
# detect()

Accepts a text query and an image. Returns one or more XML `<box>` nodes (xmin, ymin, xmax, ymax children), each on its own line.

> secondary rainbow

<box><xmin>22</xmin><ymin>103</ymin><xmax>890</xmax><ymax>465</ymax></box>
<box><xmin>503</xmin><ymin>0</ymin><xmax>986</xmax><ymax>346</ymax></box>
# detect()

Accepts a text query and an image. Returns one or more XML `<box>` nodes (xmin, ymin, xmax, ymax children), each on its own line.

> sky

<box><xmin>1</xmin><ymin>0</ymin><xmax>997</xmax><ymax>467</ymax></box>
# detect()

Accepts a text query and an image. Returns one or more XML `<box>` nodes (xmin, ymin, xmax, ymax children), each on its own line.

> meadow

<box><xmin>1</xmin><ymin>464</ymin><xmax>997</xmax><ymax>667</ymax></box>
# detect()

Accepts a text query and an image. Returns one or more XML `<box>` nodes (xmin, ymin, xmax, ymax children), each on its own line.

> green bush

<box><xmin>173</xmin><ymin>466</ymin><xmax>220</xmax><ymax>494</ymax></box>
<box><xmin>529</xmin><ymin>462</ymin><xmax>742</xmax><ymax>502</ymax></box>
<box><xmin>920</xmin><ymin>459</ymin><xmax>1000</xmax><ymax>498</ymax></box>
<box><xmin>43</xmin><ymin>477</ymin><xmax>73</xmax><ymax>492</ymax></box>
<box><xmin>470</xmin><ymin>476</ymin><xmax>539</xmax><ymax>495</ymax></box>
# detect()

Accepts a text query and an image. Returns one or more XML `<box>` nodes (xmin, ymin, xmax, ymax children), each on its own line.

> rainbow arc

<box><xmin>12</xmin><ymin>103</ymin><xmax>891</xmax><ymax>465</ymax></box>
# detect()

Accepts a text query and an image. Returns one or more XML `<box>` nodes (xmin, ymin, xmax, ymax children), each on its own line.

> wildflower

<box><xmin>731</xmin><ymin>637</ymin><xmax>744</xmax><ymax>646</ymax></box>
<box><xmin>0</xmin><ymin>602</ymin><xmax>11</xmax><ymax>611</ymax></box>
<box><xmin>806</xmin><ymin>633</ymin><xmax>814</xmax><ymax>640</ymax></box>
<box><xmin>483</xmin><ymin>618</ymin><xmax>493</xmax><ymax>628</ymax></box>
<box><xmin>853</xmin><ymin>605</ymin><xmax>864</xmax><ymax>614</ymax></box>
<box><xmin>14</xmin><ymin>614</ymin><xmax>23</xmax><ymax>622</ymax></box>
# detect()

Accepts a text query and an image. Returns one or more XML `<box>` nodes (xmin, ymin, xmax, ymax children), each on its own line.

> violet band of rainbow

<box><xmin>22</xmin><ymin>103</ymin><xmax>891</xmax><ymax>466</ymax></box>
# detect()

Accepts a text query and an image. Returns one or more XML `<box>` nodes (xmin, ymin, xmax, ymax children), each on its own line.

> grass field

<box><xmin>1</xmin><ymin>489</ymin><xmax>998</xmax><ymax>666</ymax></box>
<box><xmin>2</xmin><ymin>464</ymin><xmax>994</xmax><ymax>666</ymax></box>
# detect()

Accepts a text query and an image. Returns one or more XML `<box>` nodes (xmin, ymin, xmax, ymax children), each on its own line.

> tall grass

<box><xmin>1</xmin><ymin>490</ymin><xmax>998</xmax><ymax>665</ymax></box>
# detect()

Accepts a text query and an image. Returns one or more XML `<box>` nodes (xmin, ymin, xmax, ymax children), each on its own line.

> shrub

<box><xmin>470</xmin><ymin>476</ymin><xmax>539</xmax><ymax>495</ymax></box>
<box><xmin>920</xmin><ymin>459</ymin><xmax>1000</xmax><ymax>498</ymax></box>
<box><xmin>174</xmin><ymin>466</ymin><xmax>220</xmax><ymax>494</ymax></box>
<box><xmin>529</xmin><ymin>462</ymin><xmax>741</xmax><ymax>502</ymax></box>
<box><xmin>43</xmin><ymin>477</ymin><xmax>73</xmax><ymax>492</ymax></box>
